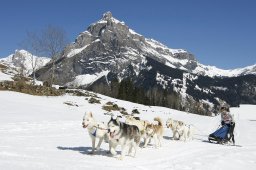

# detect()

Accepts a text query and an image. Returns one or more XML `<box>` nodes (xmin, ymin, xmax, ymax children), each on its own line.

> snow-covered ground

<box><xmin>0</xmin><ymin>91</ymin><xmax>255</xmax><ymax>170</ymax></box>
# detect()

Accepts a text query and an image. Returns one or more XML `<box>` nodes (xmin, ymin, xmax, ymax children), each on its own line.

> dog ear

<box><xmin>89</xmin><ymin>112</ymin><xmax>93</xmax><ymax>118</ymax></box>
<box><xmin>116</xmin><ymin>116</ymin><xmax>120</xmax><ymax>125</ymax></box>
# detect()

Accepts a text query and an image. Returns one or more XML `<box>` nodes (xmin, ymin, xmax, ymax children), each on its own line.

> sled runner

<box><xmin>208</xmin><ymin>122</ymin><xmax>235</xmax><ymax>145</ymax></box>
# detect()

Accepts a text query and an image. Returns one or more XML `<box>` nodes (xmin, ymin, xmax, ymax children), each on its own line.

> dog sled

<box><xmin>208</xmin><ymin>122</ymin><xmax>235</xmax><ymax>145</ymax></box>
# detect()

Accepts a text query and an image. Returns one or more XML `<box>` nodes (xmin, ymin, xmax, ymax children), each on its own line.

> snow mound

<box><xmin>0</xmin><ymin>71</ymin><xmax>13</xmax><ymax>81</ymax></box>
<box><xmin>67</xmin><ymin>71</ymin><xmax>109</xmax><ymax>87</ymax></box>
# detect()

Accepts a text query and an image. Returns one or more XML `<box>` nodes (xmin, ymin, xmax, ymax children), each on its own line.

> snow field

<box><xmin>0</xmin><ymin>91</ymin><xmax>256</xmax><ymax>170</ymax></box>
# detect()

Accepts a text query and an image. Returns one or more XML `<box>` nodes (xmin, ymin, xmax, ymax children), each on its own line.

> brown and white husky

<box><xmin>143</xmin><ymin>117</ymin><xmax>164</xmax><ymax>148</ymax></box>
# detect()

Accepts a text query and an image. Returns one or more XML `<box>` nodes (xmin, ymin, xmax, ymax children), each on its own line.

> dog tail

<box><xmin>154</xmin><ymin>117</ymin><xmax>163</xmax><ymax>126</ymax></box>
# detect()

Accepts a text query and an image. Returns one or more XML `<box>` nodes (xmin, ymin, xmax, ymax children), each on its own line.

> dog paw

<box><xmin>111</xmin><ymin>151</ymin><xmax>117</xmax><ymax>156</ymax></box>
<box><xmin>155</xmin><ymin>146</ymin><xmax>160</xmax><ymax>149</ymax></box>
<box><xmin>88</xmin><ymin>151</ymin><xmax>94</xmax><ymax>155</ymax></box>
<box><xmin>117</xmin><ymin>156</ymin><xmax>123</xmax><ymax>160</ymax></box>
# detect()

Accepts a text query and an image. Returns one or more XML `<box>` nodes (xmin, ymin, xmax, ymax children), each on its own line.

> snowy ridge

<box><xmin>195</xmin><ymin>63</ymin><xmax>256</xmax><ymax>77</ymax></box>
<box><xmin>67</xmin><ymin>45</ymin><xmax>89</xmax><ymax>58</ymax></box>
<box><xmin>143</xmin><ymin>38</ymin><xmax>255</xmax><ymax>77</ymax></box>
<box><xmin>0</xmin><ymin>91</ymin><xmax>256</xmax><ymax>170</ymax></box>
<box><xmin>145</xmin><ymin>38</ymin><xmax>187</xmax><ymax>55</ymax></box>
<box><xmin>0</xmin><ymin>49</ymin><xmax>50</xmax><ymax>76</ymax></box>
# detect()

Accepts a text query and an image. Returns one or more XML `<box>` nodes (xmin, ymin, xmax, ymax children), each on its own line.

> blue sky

<box><xmin>0</xmin><ymin>0</ymin><xmax>255</xmax><ymax>69</ymax></box>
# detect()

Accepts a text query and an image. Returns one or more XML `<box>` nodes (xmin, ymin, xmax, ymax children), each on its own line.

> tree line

<box><xmin>90</xmin><ymin>78</ymin><xmax>183</xmax><ymax>111</ymax></box>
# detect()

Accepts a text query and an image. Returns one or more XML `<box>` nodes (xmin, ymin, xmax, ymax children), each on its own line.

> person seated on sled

<box><xmin>219</xmin><ymin>106</ymin><xmax>235</xmax><ymax>143</ymax></box>
<box><xmin>220</xmin><ymin>106</ymin><xmax>234</xmax><ymax>126</ymax></box>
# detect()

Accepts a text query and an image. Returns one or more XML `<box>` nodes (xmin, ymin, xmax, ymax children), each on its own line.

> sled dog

<box><xmin>166</xmin><ymin>118</ymin><xmax>184</xmax><ymax>140</ymax></box>
<box><xmin>176</xmin><ymin>121</ymin><xmax>194</xmax><ymax>141</ymax></box>
<box><xmin>166</xmin><ymin>118</ymin><xmax>194</xmax><ymax>141</ymax></box>
<box><xmin>125</xmin><ymin>115</ymin><xmax>149</xmax><ymax>132</ymax></box>
<box><xmin>125</xmin><ymin>115</ymin><xmax>150</xmax><ymax>143</ymax></box>
<box><xmin>143</xmin><ymin>117</ymin><xmax>164</xmax><ymax>148</ymax></box>
<box><xmin>82</xmin><ymin>112</ymin><xmax>109</xmax><ymax>154</ymax></box>
<box><xmin>108</xmin><ymin>116</ymin><xmax>141</xmax><ymax>160</ymax></box>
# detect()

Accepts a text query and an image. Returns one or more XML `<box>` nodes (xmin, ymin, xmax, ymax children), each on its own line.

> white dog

<box><xmin>166</xmin><ymin>118</ymin><xmax>194</xmax><ymax>141</ymax></box>
<box><xmin>175</xmin><ymin>122</ymin><xmax>194</xmax><ymax>141</ymax></box>
<box><xmin>166</xmin><ymin>118</ymin><xmax>182</xmax><ymax>140</ymax></box>
<box><xmin>82</xmin><ymin>112</ymin><xmax>109</xmax><ymax>154</ymax></box>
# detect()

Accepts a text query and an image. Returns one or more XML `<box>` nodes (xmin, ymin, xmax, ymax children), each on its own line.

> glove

<box><xmin>230</xmin><ymin>122</ymin><xmax>235</xmax><ymax>125</ymax></box>
<box><xmin>221</xmin><ymin>121</ymin><xmax>225</xmax><ymax>126</ymax></box>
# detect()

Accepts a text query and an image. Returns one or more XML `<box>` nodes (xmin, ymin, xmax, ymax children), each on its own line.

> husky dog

<box><xmin>166</xmin><ymin>118</ymin><xmax>194</xmax><ymax>141</ymax></box>
<box><xmin>108</xmin><ymin>117</ymin><xmax>141</xmax><ymax>160</ymax></box>
<box><xmin>143</xmin><ymin>117</ymin><xmax>164</xmax><ymax>148</ymax></box>
<box><xmin>125</xmin><ymin>115</ymin><xmax>145</xmax><ymax>132</ymax></box>
<box><xmin>175</xmin><ymin>121</ymin><xmax>194</xmax><ymax>141</ymax></box>
<box><xmin>166</xmin><ymin>118</ymin><xmax>184</xmax><ymax>140</ymax></box>
<box><xmin>82</xmin><ymin>112</ymin><xmax>109</xmax><ymax>154</ymax></box>
<box><xmin>125</xmin><ymin>115</ymin><xmax>150</xmax><ymax>145</ymax></box>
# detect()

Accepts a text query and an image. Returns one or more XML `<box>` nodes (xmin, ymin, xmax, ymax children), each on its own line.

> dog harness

<box><xmin>91</xmin><ymin>128</ymin><xmax>97</xmax><ymax>137</ymax></box>
<box><xmin>91</xmin><ymin>124</ymin><xmax>108</xmax><ymax>137</ymax></box>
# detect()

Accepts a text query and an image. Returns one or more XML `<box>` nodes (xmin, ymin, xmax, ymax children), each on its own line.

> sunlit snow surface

<box><xmin>0</xmin><ymin>91</ymin><xmax>256</xmax><ymax>170</ymax></box>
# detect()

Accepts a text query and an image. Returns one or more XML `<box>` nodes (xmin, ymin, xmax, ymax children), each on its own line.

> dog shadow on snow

<box><xmin>57</xmin><ymin>146</ymin><xmax>120</xmax><ymax>157</ymax></box>
<box><xmin>163</xmin><ymin>135</ymin><xmax>173</xmax><ymax>140</ymax></box>
<box><xmin>57</xmin><ymin>146</ymin><xmax>91</xmax><ymax>155</ymax></box>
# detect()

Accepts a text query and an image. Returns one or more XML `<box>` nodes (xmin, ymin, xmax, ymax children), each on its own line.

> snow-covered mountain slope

<box><xmin>194</xmin><ymin>63</ymin><xmax>256</xmax><ymax>77</ymax></box>
<box><xmin>0</xmin><ymin>91</ymin><xmax>255</xmax><ymax>170</ymax></box>
<box><xmin>0</xmin><ymin>71</ymin><xmax>13</xmax><ymax>81</ymax></box>
<box><xmin>0</xmin><ymin>49</ymin><xmax>50</xmax><ymax>76</ymax></box>
<box><xmin>36</xmin><ymin>11</ymin><xmax>198</xmax><ymax>86</ymax></box>
<box><xmin>65</xmin><ymin>11</ymin><xmax>255</xmax><ymax>78</ymax></box>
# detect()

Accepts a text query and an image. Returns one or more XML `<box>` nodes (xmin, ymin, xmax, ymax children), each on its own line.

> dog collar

<box><xmin>110</xmin><ymin>129</ymin><xmax>121</xmax><ymax>139</ymax></box>
<box><xmin>90</xmin><ymin>127</ymin><xmax>97</xmax><ymax>137</ymax></box>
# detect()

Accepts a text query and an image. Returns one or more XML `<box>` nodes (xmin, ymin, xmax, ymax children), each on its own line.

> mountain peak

<box><xmin>0</xmin><ymin>49</ymin><xmax>50</xmax><ymax>76</ymax></box>
<box><xmin>102</xmin><ymin>11</ymin><xmax>113</xmax><ymax>20</ymax></box>
<box><xmin>14</xmin><ymin>49</ymin><xmax>31</xmax><ymax>56</ymax></box>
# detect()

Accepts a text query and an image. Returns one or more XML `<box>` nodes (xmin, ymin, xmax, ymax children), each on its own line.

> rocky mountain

<box><xmin>0</xmin><ymin>49</ymin><xmax>50</xmax><ymax>76</ymax></box>
<box><xmin>35</xmin><ymin>12</ymin><xmax>256</xmax><ymax>115</ymax></box>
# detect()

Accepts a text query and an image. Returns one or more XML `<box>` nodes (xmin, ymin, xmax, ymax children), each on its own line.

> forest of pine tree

<box><xmin>90</xmin><ymin>78</ymin><xmax>184</xmax><ymax>111</ymax></box>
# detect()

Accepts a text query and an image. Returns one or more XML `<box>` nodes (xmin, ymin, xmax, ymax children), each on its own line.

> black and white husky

<box><xmin>107</xmin><ymin>117</ymin><xmax>141</xmax><ymax>160</ymax></box>
<box><xmin>82</xmin><ymin>112</ymin><xmax>109</xmax><ymax>154</ymax></box>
